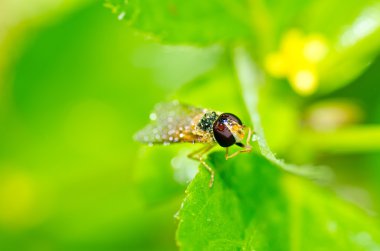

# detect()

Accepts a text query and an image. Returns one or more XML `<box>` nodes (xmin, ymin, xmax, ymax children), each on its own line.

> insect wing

<box><xmin>134</xmin><ymin>101</ymin><xmax>210</xmax><ymax>144</ymax></box>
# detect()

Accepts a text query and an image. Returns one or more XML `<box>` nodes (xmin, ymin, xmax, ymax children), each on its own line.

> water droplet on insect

<box><xmin>149</xmin><ymin>113</ymin><xmax>157</xmax><ymax>120</ymax></box>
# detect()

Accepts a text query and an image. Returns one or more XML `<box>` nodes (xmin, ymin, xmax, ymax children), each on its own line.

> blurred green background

<box><xmin>1</xmin><ymin>0</ymin><xmax>380</xmax><ymax>250</ymax></box>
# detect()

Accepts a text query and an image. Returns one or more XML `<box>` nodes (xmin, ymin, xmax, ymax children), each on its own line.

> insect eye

<box><xmin>217</xmin><ymin>123</ymin><xmax>225</xmax><ymax>131</ymax></box>
<box><xmin>213</xmin><ymin>115</ymin><xmax>238</xmax><ymax>147</ymax></box>
<box><xmin>221</xmin><ymin>113</ymin><xmax>242</xmax><ymax>125</ymax></box>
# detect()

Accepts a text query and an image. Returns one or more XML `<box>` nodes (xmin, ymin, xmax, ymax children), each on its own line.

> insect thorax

<box><xmin>197</xmin><ymin>111</ymin><xmax>218</xmax><ymax>132</ymax></box>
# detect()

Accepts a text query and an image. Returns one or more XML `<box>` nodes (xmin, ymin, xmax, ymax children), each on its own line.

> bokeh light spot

<box><xmin>0</xmin><ymin>170</ymin><xmax>37</xmax><ymax>229</ymax></box>
<box><xmin>304</xmin><ymin>37</ymin><xmax>328</xmax><ymax>63</ymax></box>
<box><xmin>290</xmin><ymin>70</ymin><xmax>318</xmax><ymax>96</ymax></box>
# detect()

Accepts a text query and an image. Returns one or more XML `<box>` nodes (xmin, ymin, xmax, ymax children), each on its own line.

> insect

<box><xmin>134</xmin><ymin>101</ymin><xmax>253</xmax><ymax>187</ymax></box>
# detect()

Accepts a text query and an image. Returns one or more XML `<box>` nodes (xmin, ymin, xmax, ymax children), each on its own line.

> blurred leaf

<box><xmin>106</xmin><ymin>0</ymin><xmax>380</xmax><ymax>95</ymax></box>
<box><xmin>175</xmin><ymin>47</ymin><xmax>380</xmax><ymax>250</ymax></box>
<box><xmin>176</xmin><ymin>152</ymin><xmax>380</xmax><ymax>250</ymax></box>
<box><xmin>317</xmin><ymin>2</ymin><xmax>380</xmax><ymax>93</ymax></box>
<box><xmin>134</xmin><ymin>146</ymin><xmax>186</xmax><ymax>205</ymax></box>
<box><xmin>105</xmin><ymin>0</ymin><xmax>253</xmax><ymax>44</ymax></box>
<box><xmin>0</xmin><ymin>3</ymin><xmax>196</xmax><ymax>250</ymax></box>
<box><xmin>175</xmin><ymin>61</ymin><xmax>248</xmax><ymax>118</ymax></box>
<box><xmin>264</xmin><ymin>1</ymin><xmax>380</xmax><ymax>94</ymax></box>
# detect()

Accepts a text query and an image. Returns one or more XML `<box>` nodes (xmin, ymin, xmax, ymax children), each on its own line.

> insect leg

<box><xmin>225</xmin><ymin>127</ymin><xmax>252</xmax><ymax>160</ymax></box>
<box><xmin>188</xmin><ymin>144</ymin><xmax>213</xmax><ymax>159</ymax></box>
<box><xmin>188</xmin><ymin>144</ymin><xmax>215</xmax><ymax>187</ymax></box>
<box><xmin>246</xmin><ymin>127</ymin><xmax>253</xmax><ymax>146</ymax></box>
<box><xmin>225</xmin><ymin>147</ymin><xmax>230</xmax><ymax>160</ymax></box>
<box><xmin>199</xmin><ymin>159</ymin><xmax>215</xmax><ymax>188</ymax></box>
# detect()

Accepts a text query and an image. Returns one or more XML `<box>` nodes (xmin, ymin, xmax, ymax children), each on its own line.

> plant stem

<box><xmin>302</xmin><ymin>126</ymin><xmax>380</xmax><ymax>153</ymax></box>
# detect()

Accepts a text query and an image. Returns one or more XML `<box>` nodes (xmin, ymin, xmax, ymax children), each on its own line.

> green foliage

<box><xmin>107</xmin><ymin>0</ymin><xmax>380</xmax><ymax>94</ymax></box>
<box><xmin>105</xmin><ymin>0</ymin><xmax>252</xmax><ymax>44</ymax></box>
<box><xmin>104</xmin><ymin>0</ymin><xmax>380</xmax><ymax>250</ymax></box>
<box><xmin>101</xmin><ymin>0</ymin><xmax>380</xmax><ymax>250</ymax></box>
<box><xmin>177</xmin><ymin>153</ymin><xmax>380</xmax><ymax>250</ymax></box>
<box><xmin>1</xmin><ymin>0</ymin><xmax>380</xmax><ymax>250</ymax></box>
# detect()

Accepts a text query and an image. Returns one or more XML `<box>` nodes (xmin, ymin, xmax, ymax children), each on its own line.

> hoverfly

<box><xmin>134</xmin><ymin>101</ymin><xmax>253</xmax><ymax>187</ymax></box>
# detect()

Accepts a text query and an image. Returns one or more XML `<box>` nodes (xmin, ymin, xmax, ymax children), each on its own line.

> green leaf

<box><xmin>176</xmin><ymin>152</ymin><xmax>380</xmax><ymax>250</ymax></box>
<box><xmin>106</xmin><ymin>0</ymin><xmax>380</xmax><ymax>94</ymax></box>
<box><xmin>316</xmin><ymin>2</ymin><xmax>380</xmax><ymax>93</ymax></box>
<box><xmin>105</xmin><ymin>0</ymin><xmax>253</xmax><ymax>44</ymax></box>
<box><xmin>175</xmin><ymin>46</ymin><xmax>380</xmax><ymax>251</ymax></box>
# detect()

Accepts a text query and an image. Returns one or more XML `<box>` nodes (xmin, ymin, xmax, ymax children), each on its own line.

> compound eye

<box><xmin>221</xmin><ymin>113</ymin><xmax>242</xmax><ymax>125</ymax></box>
<box><xmin>216</xmin><ymin>123</ymin><xmax>225</xmax><ymax>131</ymax></box>
<box><xmin>212</xmin><ymin>114</ymin><xmax>238</xmax><ymax>147</ymax></box>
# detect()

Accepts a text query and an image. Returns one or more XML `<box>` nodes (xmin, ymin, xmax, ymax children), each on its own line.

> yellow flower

<box><xmin>265</xmin><ymin>29</ymin><xmax>328</xmax><ymax>96</ymax></box>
